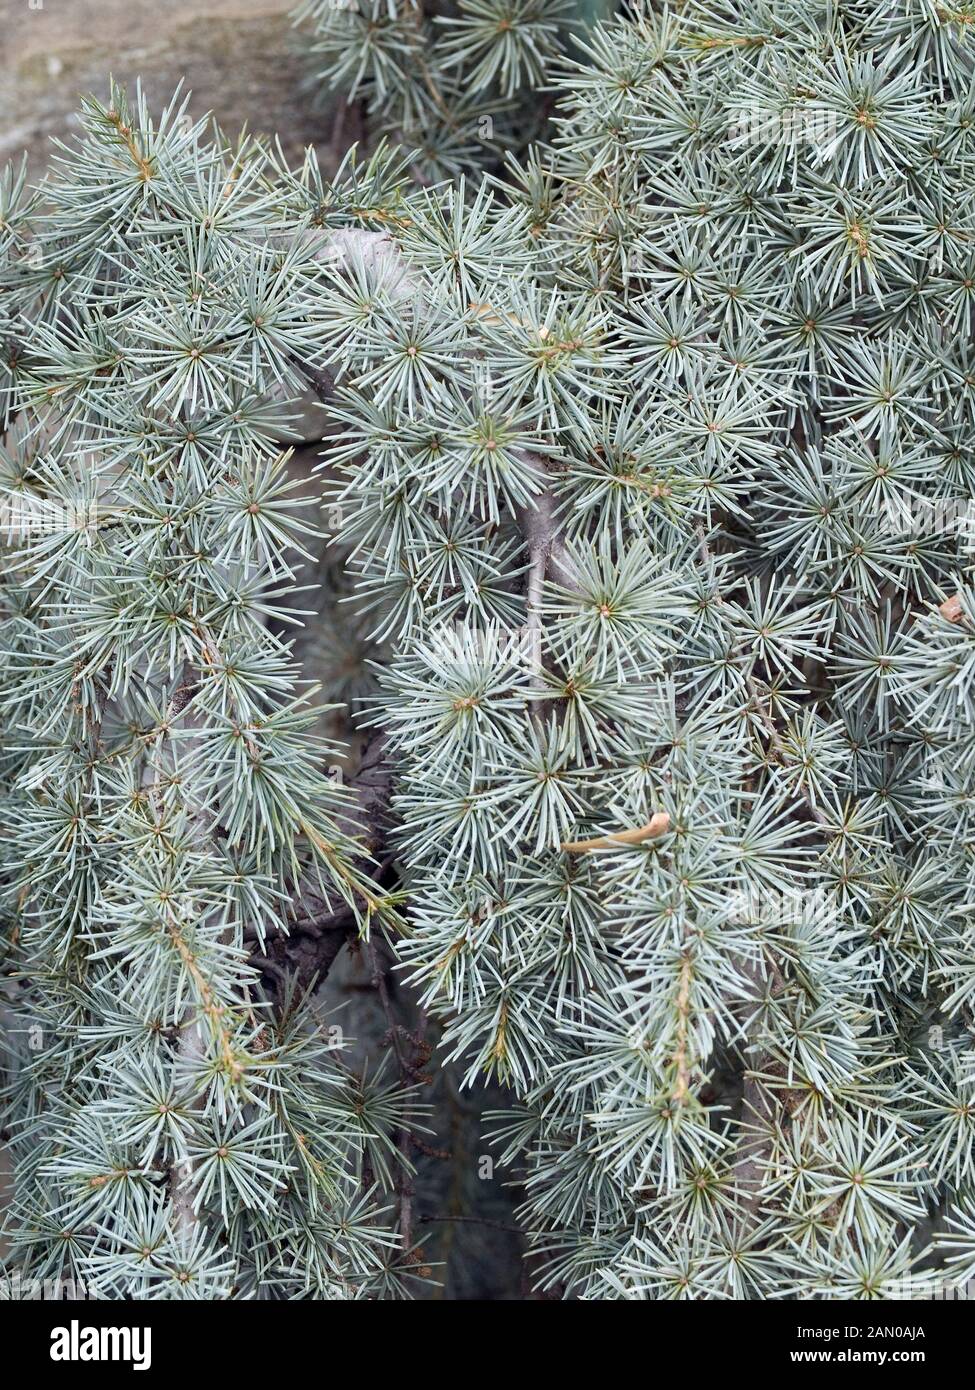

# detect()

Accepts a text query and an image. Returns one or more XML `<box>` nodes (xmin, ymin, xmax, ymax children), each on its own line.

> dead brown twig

<box><xmin>561</xmin><ymin>812</ymin><xmax>671</xmax><ymax>853</ymax></box>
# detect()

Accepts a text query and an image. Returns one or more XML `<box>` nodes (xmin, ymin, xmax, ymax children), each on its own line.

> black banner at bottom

<box><xmin>0</xmin><ymin>1296</ymin><xmax>965</xmax><ymax>1377</ymax></box>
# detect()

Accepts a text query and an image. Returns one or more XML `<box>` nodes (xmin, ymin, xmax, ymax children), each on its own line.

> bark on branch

<box><xmin>249</xmin><ymin>733</ymin><xmax>397</xmax><ymax>995</ymax></box>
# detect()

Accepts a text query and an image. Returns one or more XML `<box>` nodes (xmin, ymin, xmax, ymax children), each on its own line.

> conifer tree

<box><xmin>3</xmin><ymin>0</ymin><xmax>975</xmax><ymax>1300</ymax></box>
<box><xmin>294</xmin><ymin>0</ymin><xmax>573</xmax><ymax>179</ymax></box>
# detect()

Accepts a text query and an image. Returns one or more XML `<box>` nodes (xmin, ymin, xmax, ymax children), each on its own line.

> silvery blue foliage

<box><xmin>4</xmin><ymin>0</ymin><xmax>975</xmax><ymax>1300</ymax></box>
<box><xmin>0</xmin><ymin>86</ymin><xmax>419</xmax><ymax>1299</ymax></box>
<box><xmin>294</xmin><ymin>0</ymin><xmax>574</xmax><ymax>180</ymax></box>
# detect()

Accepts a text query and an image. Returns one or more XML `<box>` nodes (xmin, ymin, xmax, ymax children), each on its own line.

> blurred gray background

<box><xmin>1</xmin><ymin>0</ymin><xmax>340</xmax><ymax>173</ymax></box>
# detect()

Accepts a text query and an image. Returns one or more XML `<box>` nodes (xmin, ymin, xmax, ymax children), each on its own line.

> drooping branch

<box><xmin>255</xmin><ymin>223</ymin><xmax>416</xmax><ymax>994</ymax></box>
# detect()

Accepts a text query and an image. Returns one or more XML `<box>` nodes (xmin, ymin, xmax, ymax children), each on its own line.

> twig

<box><xmin>419</xmin><ymin>1214</ymin><xmax>525</xmax><ymax>1236</ymax></box>
<box><xmin>939</xmin><ymin>593</ymin><xmax>964</xmax><ymax>623</ymax></box>
<box><xmin>561</xmin><ymin>813</ymin><xmax>671</xmax><ymax>853</ymax></box>
<box><xmin>670</xmin><ymin>952</ymin><xmax>694</xmax><ymax>1106</ymax></box>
